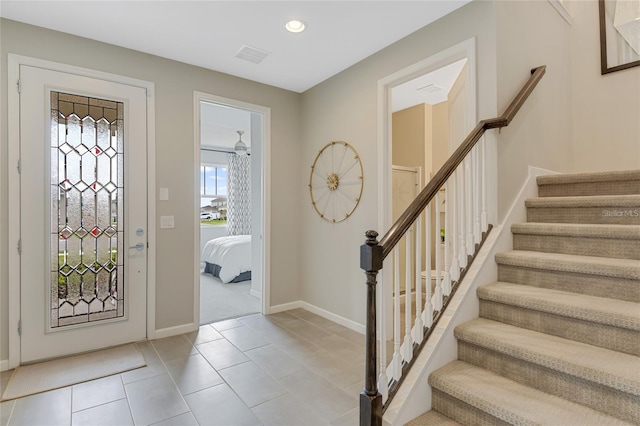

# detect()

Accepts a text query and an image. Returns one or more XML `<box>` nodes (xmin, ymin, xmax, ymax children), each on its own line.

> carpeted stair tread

<box><xmin>536</xmin><ymin>170</ymin><xmax>640</xmax><ymax>197</ymax></box>
<box><xmin>537</xmin><ymin>170</ymin><xmax>640</xmax><ymax>186</ymax></box>
<box><xmin>511</xmin><ymin>222</ymin><xmax>640</xmax><ymax>239</ymax></box>
<box><xmin>454</xmin><ymin>319</ymin><xmax>640</xmax><ymax>395</ymax></box>
<box><xmin>429</xmin><ymin>361</ymin><xmax>632</xmax><ymax>425</ymax></box>
<box><xmin>478</xmin><ymin>282</ymin><xmax>640</xmax><ymax>331</ymax></box>
<box><xmin>404</xmin><ymin>410</ymin><xmax>461</xmax><ymax>426</ymax></box>
<box><xmin>495</xmin><ymin>250</ymin><xmax>640</xmax><ymax>280</ymax></box>
<box><xmin>525</xmin><ymin>194</ymin><xmax>640</xmax><ymax>208</ymax></box>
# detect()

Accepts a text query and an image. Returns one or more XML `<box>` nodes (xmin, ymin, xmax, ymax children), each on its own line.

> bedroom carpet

<box><xmin>200</xmin><ymin>272</ymin><xmax>260</xmax><ymax>325</ymax></box>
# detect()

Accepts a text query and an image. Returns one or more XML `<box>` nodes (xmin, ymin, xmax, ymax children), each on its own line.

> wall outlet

<box><xmin>160</xmin><ymin>216</ymin><xmax>174</xmax><ymax>229</ymax></box>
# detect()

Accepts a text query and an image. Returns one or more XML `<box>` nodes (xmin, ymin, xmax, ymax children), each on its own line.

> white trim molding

<box><xmin>268</xmin><ymin>300</ymin><xmax>365</xmax><ymax>335</ymax></box>
<box><xmin>548</xmin><ymin>0</ymin><xmax>573</xmax><ymax>25</ymax></box>
<box><xmin>153</xmin><ymin>323</ymin><xmax>199</xmax><ymax>340</ymax></box>
<box><xmin>192</xmin><ymin>92</ymin><xmax>271</xmax><ymax>326</ymax></box>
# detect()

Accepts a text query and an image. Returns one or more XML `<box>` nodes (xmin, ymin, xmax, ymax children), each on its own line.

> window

<box><xmin>200</xmin><ymin>164</ymin><xmax>227</xmax><ymax>222</ymax></box>
<box><xmin>201</xmin><ymin>165</ymin><xmax>227</xmax><ymax>197</ymax></box>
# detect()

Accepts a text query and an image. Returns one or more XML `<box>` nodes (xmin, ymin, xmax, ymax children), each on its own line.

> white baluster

<box><xmin>466</xmin><ymin>157</ymin><xmax>474</xmax><ymax>257</ymax></box>
<box><xmin>443</xmin><ymin>180</ymin><xmax>451</xmax><ymax>296</ymax></box>
<box><xmin>450</xmin><ymin>172</ymin><xmax>460</xmax><ymax>281</ymax></box>
<box><xmin>473</xmin><ymin>146</ymin><xmax>481</xmax><ymax>244</ymax></box>
<box><xmin>481</xmin><ymin>136</ymin><xmax>488</xmax><ymax>232</ymax></box>
<box><xmin>433</xmin><ymin>192</ymin><xmax>443</xmax><ymax>311</ymax></box>
<box><xmin>378</xmin><ymin>269</ymin><xmax>388</xmax><ymax>402</ymax></box>
<box><xmin>458</xmin><ymin>166</ymin><xmax>467</xmax><ymax>268</ymax></box>
<box><xmin>414</xmin><ymin>216</ymin><xmax>423</xmax><ymax>344</ymax></box>
<box><xmin>402</xmin><ymin>229</ymin><xmax>413</xmax><ymax>363</ymax></box>
<box><xmin>392</xmin><ymin>246</ymin><xmax>401</xmax><ymax>382</ymax></box>
<box><xmin>423</xmin><ymin>205</ymin><xmax>433</xmax><ymax>328</ymax></box>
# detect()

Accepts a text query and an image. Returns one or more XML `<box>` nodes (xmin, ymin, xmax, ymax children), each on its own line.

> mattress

<box><xmin>201</xmin><ymin>235</ymin><xmax>252</xmax><ymax>283</ymax></box>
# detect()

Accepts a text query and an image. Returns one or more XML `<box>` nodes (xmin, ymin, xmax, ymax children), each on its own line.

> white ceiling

<box><xmin>0</xmin><ymin>0</ymin><xmax>471</xmax><ymax>93</ymax></box>
<box><xmin>1</xmin><ymin>1</ymin><xmax>472</xmax><ymax>149</ymax></box>
<box><xmin>200</xmin><ymin>102</ymin><xmax>252</xmax><ymax>149</ymax></box>
<box><xmin>392</xmin><ymin>58</ymin><xmax>467</xmax><ymax>112</ymax></box>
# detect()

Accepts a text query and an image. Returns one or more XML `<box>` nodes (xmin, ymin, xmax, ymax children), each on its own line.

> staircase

<box><xmin>408</xmin><ymin>170</ymin><xmax>640</xmax><ymax>425</ymax></box>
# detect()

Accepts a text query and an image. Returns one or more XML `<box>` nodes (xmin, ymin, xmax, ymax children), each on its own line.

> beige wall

<box><xmin>299</xmin><ymin>0</ymin><xmax>498</xmax><ymax>325</ymax></box>
<box><xmin>432</xmin><ymin>102</ymin><xmax>449</xmax><ymax>174</ymax></box>
<box><xmin>494</xmin><ymin>0</ymin><xmax>574</xmax><ymax>219</ymax></box>
<box><xmin>392</xmin><ymin>104</ymin><xmax>428</xmax><ymax>177</ymax></box>
<box><xmin>0</xmin><ymin>19</ymin><xmax>302</xmax><ymax>361</ymax></box>
<box><xmin>568</xmin><ymin>1</ymin><xmax>640</xmax><ymax>172</ymax></box>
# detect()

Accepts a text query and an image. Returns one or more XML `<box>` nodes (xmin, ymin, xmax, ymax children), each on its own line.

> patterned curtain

<box><xmin>227</xmin><ymin>154</ymin><xmax>251</xmax><ymax>235</ymax></box>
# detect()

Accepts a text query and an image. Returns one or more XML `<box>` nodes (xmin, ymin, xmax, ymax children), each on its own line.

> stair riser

<box><xmin>537</xmin><ymin>181</ymin><xmax>640</xmax><ymax>197</ymax></box>
<box><xmin>431</xmin><ymin>390</ymin><xmax>512</xmax><ymax>426</ymax></box>
<box><xmin>457</xmin><ymin>342</ymin><xmax>640</xmax><ymax>424</ymax></box>
<box><xmin>512</xmin><ymin>234</ymin><xmax>640</xmax><ymax>260</ymax></box>
<box><xmin>479</xmin><ymin>300</ymin><xmax>640</xmax><ymax>356</ymax></box>
<box><xmin>527</xmin><ymin>207</ymin><xmax>640</xmax><ymax>225</ymax></box>
<box><xmin>497</xmin><ymin>264</ymin><xmax>640</xmax><ymax>302</ymax></box>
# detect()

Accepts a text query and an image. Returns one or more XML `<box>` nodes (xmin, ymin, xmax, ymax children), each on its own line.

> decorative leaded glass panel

<box><xmin>50</xmin><ymin>91</ymin><xmax>124</xmax><ymax>328</ymax></box>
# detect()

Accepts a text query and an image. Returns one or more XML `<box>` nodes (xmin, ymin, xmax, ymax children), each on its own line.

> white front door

<box><xmin>18</xmin><ymin>65</ymin><xmax>148</xmax><ymax>363</ymax></box>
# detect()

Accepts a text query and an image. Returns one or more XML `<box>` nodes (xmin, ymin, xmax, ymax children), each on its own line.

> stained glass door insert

<box><xmin>51</xmin><ymin>92</ymin><xmax>124</xmax><ymax>327</ymax></box>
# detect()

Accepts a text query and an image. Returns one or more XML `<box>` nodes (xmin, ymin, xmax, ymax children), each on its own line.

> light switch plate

<box><xmin>160</xmin><ymin>216</ymin><xmax>174</xmax><ymax>228</ymax></box>
<box><xmin>159</xmin><ymin>188</ymin><xmax>169</xmax><ymax>201</ymax></box>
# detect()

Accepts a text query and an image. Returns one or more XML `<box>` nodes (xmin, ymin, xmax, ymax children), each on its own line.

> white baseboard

<box><xmin>268</xmin><ymin>300</ymin><xmax>365</xmax><ymax>335</ymax></box>
<box><xmin>267</xmin><ymin>300</ymin><xmax>302</xmax><ymax>314</ymax></box>
<box><xmin>153</xmin><ymin>322</ymin><xmax>199</xmax><ymax>340</ymax></box>
<box><xmin>298</xmin><ymin>301</ymin><xmax>365</xmax><ymax>335</ymax></box>
<box><xmin>0</xmin><ymin>359</ymin><xmax>9</xmax><ymax>372</ymax></box>
<box><xmin>250</xmin><ymin>289</ymin><xmax>262</xmax><ymax>299</ymax></box>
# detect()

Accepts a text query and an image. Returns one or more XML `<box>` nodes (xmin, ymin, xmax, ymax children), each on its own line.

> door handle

<box><xmin>129</xmin><ymin>242</ymin><xmax>145</xmax><ymax>251</ymax></box>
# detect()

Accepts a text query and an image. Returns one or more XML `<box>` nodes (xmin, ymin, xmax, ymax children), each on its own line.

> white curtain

<box><xmin>227</xmin><ymin>154</ymin><xmax>251</xmax><ymax>235</ymax></box>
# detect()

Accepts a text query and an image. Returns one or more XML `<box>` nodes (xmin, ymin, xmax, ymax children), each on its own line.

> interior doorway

<box><xmin>377</xmin><ymin>38</ymin><xmax>477</xmax><ymax>335</ymax></box>
<box><xmin>194</xmin><ymin>93</ymin><xmax>271</xmax><ymax>325</ymax></box>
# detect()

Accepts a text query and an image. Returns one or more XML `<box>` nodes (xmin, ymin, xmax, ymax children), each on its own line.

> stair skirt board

<box><xmin>408</xmin><ymin>170</ymin><xmax>640</xmax><ymax>426</ymax></box>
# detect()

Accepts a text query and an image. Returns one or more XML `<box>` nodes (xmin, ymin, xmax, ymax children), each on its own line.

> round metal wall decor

<box><xmin>309</xmin><ymin>141</ymin><xmax>364</xmax><ymax>223</ymax></box>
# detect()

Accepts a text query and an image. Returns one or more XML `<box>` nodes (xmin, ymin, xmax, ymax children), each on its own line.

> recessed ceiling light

<box><xmin>285</xmin><ymin>20</ymin><xmax>306</xmax><ymax>33</ymax></box>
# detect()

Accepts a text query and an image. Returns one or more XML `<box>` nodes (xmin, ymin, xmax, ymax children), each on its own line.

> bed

<box><xmin>201</xmin><ymin>235</ymin><xmax>252</xmax><ymax>283</ymax></box>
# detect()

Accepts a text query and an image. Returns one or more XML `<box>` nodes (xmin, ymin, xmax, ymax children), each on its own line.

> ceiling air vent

<box><xmin>235</xmin><ymin>45</ymin><xmax>270</xmax><ymax>64</ymax></box>
<box><xmin>417</xmin><ymin>83</ymin><xmax>444</xmax><ymax>94</ymax></box>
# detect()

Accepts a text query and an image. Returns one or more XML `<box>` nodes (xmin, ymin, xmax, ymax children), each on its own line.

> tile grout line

<box><xmin>141</xmin><ymin>337</ymin><xmax>192</xmax><ymax>424</ymax></box>
<box><xmin>186</xmin><ymin>325</ymin><xmax>267</xmax><ymax>420</ymax></box>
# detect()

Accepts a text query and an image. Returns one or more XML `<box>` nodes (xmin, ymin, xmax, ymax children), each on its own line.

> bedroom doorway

<box><xmin>194</xmin><ymin>93</ymin><xmax>270</xmax><ymax>325</ymax></box>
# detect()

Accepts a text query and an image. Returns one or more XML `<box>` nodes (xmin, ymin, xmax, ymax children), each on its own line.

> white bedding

<box><xmin>201</xmin><ymin>235</ymin><xmax>252</xmax><ymax>283</ymax></box>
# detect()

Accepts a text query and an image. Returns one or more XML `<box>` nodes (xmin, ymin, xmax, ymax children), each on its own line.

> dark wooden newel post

<box><xmin>360</xmin><ymin>230</ymin><xmax>383</xmax><ymax>426</ymax></box>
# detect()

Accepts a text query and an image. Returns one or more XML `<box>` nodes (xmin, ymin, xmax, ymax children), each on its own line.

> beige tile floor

<box><xmin>0</xmin><ymin>309</ymin><xmax>364</xmax><ymax>426</ymax></box>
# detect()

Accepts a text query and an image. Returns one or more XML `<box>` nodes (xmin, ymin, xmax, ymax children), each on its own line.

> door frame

<box><xmin>192</xmin><ymin>92</ymin><xmax>271</xmax><ymax>322</ymax></box>
<box><xmin>7</xmin><ymin>54</ymin><xmax>156</xmax><ymax>369</ymax></box>
<box><xmin>377</xmin><ymin>38</ymin><xmax>479</xmax><ymax>334</ymax></box>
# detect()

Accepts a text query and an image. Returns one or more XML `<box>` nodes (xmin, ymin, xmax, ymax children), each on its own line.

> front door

<box><xmin>18</xmin><ymin>65</ymin><xmax>148</xmax><ymax>363</ymax></box>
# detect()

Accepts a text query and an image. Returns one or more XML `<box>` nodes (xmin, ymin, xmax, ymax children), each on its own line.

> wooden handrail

<box><xmin>379</xmin><ymin>65</ymin><xmax>545</xmax><ymax>259</ymax></box>
<box><xmin>359</xmin><ymin>65</ymin><xmax>546</xmax><ymax>426</ymax></box>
